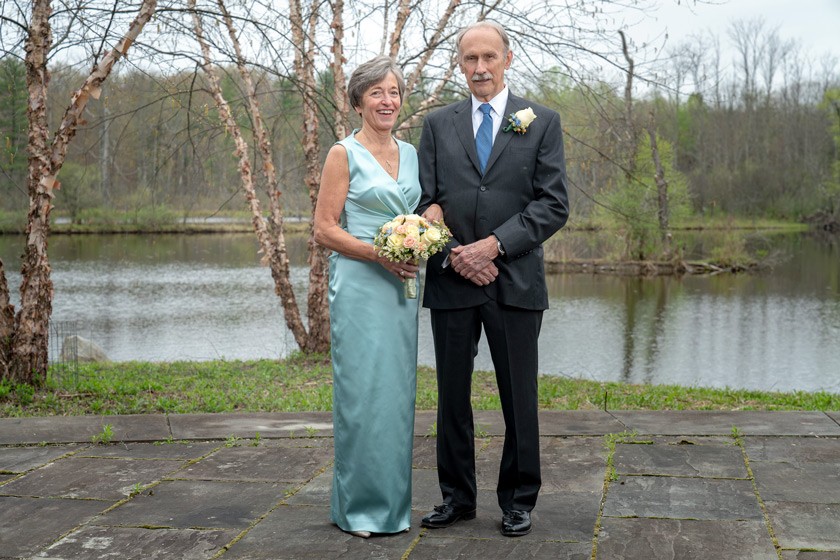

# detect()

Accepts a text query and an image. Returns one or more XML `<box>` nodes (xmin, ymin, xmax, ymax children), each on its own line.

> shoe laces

<box><xmin>504</xmin><ymin>510</ymin><xmax>525</xmax><ymax>522</ymax></box>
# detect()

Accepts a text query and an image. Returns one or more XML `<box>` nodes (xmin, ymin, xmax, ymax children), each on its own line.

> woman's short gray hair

<box><xmin>455</xmin><ymin>21</ymin><xmax>511</xmax><ymax>56</ymax></box>
<box><xmin>347</xmin><ymin>56</ymin><xmax>406</xmax><ymax>111</ymax></box>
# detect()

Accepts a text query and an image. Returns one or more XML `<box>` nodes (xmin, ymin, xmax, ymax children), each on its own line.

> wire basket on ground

<box><xmin>49</xmin><ymin>320</ymin><xmax>80</xmax><ymax>386</ymax></box>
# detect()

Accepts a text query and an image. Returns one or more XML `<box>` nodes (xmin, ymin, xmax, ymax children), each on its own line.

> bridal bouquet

<box><xmin>374</xmin><ymin>213</ymin><xmax>452</xmax><ymax>298</ymax></box>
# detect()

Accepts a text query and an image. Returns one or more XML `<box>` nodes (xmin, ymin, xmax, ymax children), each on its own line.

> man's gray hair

<box><xmin>455</xmin><ymin>21</ymin><xmax>511</xmax><ymax>56</ymax></box>
<box><xmin>347</xmin><ymin>55</ymin><xmax>406</xmax><ymax>111</ymax></box>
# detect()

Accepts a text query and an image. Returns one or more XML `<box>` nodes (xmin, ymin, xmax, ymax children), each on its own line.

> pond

<box><xmin>1</xmin><ymin>230</ymin><xmax>838</xmax><ymax>393</ymax></box>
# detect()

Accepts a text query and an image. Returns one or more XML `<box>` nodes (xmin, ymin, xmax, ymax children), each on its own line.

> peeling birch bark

<box><xmin>7</xmin><ymin>0</ymin><xmax>157</xmax><ymax>385</ymax></box>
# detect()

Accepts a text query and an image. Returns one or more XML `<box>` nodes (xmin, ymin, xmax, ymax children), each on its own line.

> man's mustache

<box><xmin>472</xmin><ymin>72</ymin><xmax>493</xmax><ymax>82</ymax></box>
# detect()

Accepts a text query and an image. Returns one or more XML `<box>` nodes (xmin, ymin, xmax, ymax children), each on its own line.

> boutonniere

<box><xmin>503</xmin><ymin>107</ymin><xmax>537</xmax><ymax>134</ymax></box>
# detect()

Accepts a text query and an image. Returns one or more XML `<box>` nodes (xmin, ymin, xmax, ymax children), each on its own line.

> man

<box><xmin>417</xmin><ymin>21</ymin><xmax>569</xmax><ymax>537</ymax></box>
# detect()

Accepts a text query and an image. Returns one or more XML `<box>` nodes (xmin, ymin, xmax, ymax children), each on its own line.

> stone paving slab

<box><xmin>610</xmin><ymin>411</ymin><xmax>840</xmax><ymax>436</ymax></box>
<box><xmin>223</xmin><ymin>505</ymin><xmax>420</xmax><ymax>559</ymax></box>
<box><xmin>526</xmin><ymin>491</ymin><xmax>602</xmax><ymax>543</ymax></box>
<box><xmin>751</xmin><ymin>461</ymin><xmax>840</xmax><ymax>503</ymax></box>
<box><xmin>0</xmin><ymin>414</ymin><xmax>171</xmax><ymax>445</ymax></box>
<box><xmin>0</xmin><ymin>445</ymin><xmax>82</xmax><ymax>473</ymax></box>
<box><xmin>603</xmin><ymin>475</ymin><xmax>763</xmax><ymax>520</ymax></box>
<box><xmin>518</xmin><ymin>410</ymin><xmax>627</xmax><ymax>436</ymax></box>
<box><xmin>478</xmin><ymin>437</ymin><xmax>607</xmax><ymax>495</ymax></box>
<box><xmin>596</xmin><ymin>518</ymin><xmax>778</xmax><ymax>559</ymax></box>
<box><xmin>0</xmin><ymin>456</ymin><xmax>183</xmax><ymax>500</ymax></box>
<box><xmin>415</xmin><ymin>411</ymin><xmax>437</xmax><ymax>436</ymax></box>
<box><xmin>0</xmin><ymin>496</ymin><xmax>106</xmax><ymax>558</ymax></box>
<box><xmin>283</xmin><ymin>466</ymin><xmax>443</xmax><ymax>513</ymax></box>
<box><xmin>613</xmin><ymin>439</ymin><xmax>747</xmax><ymax>478</ymax></box>
<box><xmin>411</xmin><ymin>468</ymin><xmax>445</xmax><ymax>510</ymax></box>
<box><xmin>764</xmin><ymin>501</ymin><xmax>840</xmax><ymax>551</ymax></box>
<box><xmin>411</xmin><ymin>535</ymin><xmax>592</xmax><ymax>560</ymax></box>
<box><xmin>411</xmin><ymin>436</ymin><xmax>437</xmax><ymax>469</ymax></box>
<box><xmin>175</xmin><ymin>445</ymin><xmax>333</xmax><ymax>483</ymax></box>
<box><xmin>743</xmin><ymin>436</ymin><xmax>840</xmax><ymax>463</ymax></box>
<box><xmin>98</xmin><ymin>479</ymin><xmax>289</xmax><ymax>530</ymax></box>
<box><xmin>168</xmin><ymin>412</ymin><xmax>334</xmax><ymax>440</ymax></box>
<box><xmin>335</xmin><ymin>467</ymin><xmax>439</xmax><ymax>511</ymax></box>
<box><xmin>32</xmin><ymin>525</ymin><xmax>238</xmax><ymax>560</ymax></box>
<box><xmin>283</xmin><ymin>467</ymin><xmax>332</xmax><ymax>506</ymax></box>
<box><xmin>77</xmin><ymin>441</ymin><xmax>221</xmax><ymax>460</ymax></box>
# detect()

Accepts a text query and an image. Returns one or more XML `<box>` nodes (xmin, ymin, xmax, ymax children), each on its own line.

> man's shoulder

<box><xmin>426</xmin><ymin>98</ymin><xmax>470</xmax><ymax>121</ymax></box>
<box><xmin>509</xmin><ymin>95</ymin><xmax>558</xmax><ymax>119</ymax></box>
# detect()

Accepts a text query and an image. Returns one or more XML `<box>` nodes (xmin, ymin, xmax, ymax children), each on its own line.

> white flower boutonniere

<box><xmin>503</xmin><ymin>107</ymin><xmax>537</xmax><ymax>134</ymax></box>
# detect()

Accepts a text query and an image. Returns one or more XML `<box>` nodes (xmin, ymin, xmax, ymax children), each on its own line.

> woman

<box><xmin>313</xmin><ymin>56</ymin><xmax>420</xmax><ymax>538</ymax></box>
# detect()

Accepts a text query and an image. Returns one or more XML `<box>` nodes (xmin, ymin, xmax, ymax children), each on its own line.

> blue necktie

<box><xmin>476</xmin><ymin>103</ymin><xmax>493</xmax><ymax>172</ymax></box>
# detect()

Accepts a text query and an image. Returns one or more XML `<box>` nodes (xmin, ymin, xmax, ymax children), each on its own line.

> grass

<box><xmin>1</xmin><ymin>353</ymin><xmax>838</xmax><ymax>417</ymax></box>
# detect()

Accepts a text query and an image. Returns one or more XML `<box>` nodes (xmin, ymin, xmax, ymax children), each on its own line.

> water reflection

<box><xmin>1</xmin><ymin>231</ymin><xmax>838</xmax><ymax>392</ymax></box>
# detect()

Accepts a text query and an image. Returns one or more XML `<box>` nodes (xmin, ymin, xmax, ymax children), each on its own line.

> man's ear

<box><xmin>505</xmin><ymin>50</ymin><xmax>513</xmax><ymax>70</ymax></box>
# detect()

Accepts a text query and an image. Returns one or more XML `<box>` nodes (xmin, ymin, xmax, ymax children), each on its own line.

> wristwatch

<box><xmin>495</xmin><ymin>237</ymin><xmax>506</xmax><ymax>256</ymax></box>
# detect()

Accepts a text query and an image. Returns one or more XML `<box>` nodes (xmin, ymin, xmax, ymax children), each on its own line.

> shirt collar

<box><xmin>471</xmin><ymin>86</ymin><xmax>509</xmax><ymax>117</ymax></box>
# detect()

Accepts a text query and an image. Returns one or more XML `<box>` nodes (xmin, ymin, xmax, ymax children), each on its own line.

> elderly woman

<box><xmin>314</xmin><ymin>56</ymin><xmax>420</xmax><ymax>538</ymax></box>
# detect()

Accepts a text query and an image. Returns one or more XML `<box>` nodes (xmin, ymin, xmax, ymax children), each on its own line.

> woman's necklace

<box><xmin>358</xmin><ymin>130</ymin><xmax>398</xmax><ymax>179</ymax></box>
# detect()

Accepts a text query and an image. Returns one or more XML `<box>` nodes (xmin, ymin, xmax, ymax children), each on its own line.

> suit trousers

<box><xmin>430</xmin><ymin>300</ymin><xmax>543</xmax><ymax>512</ymax></box>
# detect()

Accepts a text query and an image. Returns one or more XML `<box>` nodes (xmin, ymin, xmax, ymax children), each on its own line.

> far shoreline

<box><xmin>1</xmin><ymin>219</ymin><xmax>820</xmax><ymax>275</ymax></box>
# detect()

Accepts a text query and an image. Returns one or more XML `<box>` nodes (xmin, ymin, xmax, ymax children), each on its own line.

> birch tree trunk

<box><xmin>4</xmin><ymin>0</ymin><xmax>157</xmax><ymax>385</ymax></box>
<box><xmin>646</xmin><ymin>110</ymin><xmax>671</xmax><ymax>247</ymax></box>
<box><xmin>192</xmin><ymin>0</ymin><xmax>331</xmax><ymax>353</ymax></box>
<box><xmin>618</xmin><ymin>30</ymin><xmax>638</xmax><ymax>179</ymax></box>
<box><xmin>293</xmin><ymin>0</ymin><xmax>331</xmax><ymax>353</ymax></box>
<box><xmin>0</xmin><ymin>259</ymin><xmax>14</xmax><ymax>377</ymax></box>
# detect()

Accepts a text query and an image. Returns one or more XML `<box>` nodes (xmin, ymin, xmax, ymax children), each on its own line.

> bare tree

<box><xmin>729</xmin><ymin>17</ymin><xmax>766</xmax><ymax>109</ymax></box>
<box><xmin>646</xmin><ymin>110</ymin><xmax>669</xmax><ymax>244</ymax></box>
<box><xmin>0</xmin><ymin>0</ymin><xmax>157</xmax><ymax>384</ymax></box>
<box><xmin>759</xmin><ymin>25</ymin><xmax>791</xmax><ymax>106</ymax></box>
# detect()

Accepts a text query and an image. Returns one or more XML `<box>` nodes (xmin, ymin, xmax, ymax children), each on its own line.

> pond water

<box><xmin>1</xmin><ymin>230</ymin><xmax>838</xmax><ymax>393</ymax></box>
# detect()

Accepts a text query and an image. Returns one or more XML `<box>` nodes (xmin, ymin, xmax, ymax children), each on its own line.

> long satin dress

<box><xmin>329</xmin><ymin>131</ymin><xmax>421</xmax><ymax>534</ymax></box>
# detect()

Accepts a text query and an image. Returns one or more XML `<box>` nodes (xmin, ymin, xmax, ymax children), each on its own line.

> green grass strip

<box><xmin>2</xmin><ymin>353</ymin><xmax>838</xmax><ymax>417</ymax></box>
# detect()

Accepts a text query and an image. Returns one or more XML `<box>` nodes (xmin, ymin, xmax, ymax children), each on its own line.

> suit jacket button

<box><xmin>480</xmin><ymin>186</ymin><xmax>487</xmax><ymax>191</ymax></box>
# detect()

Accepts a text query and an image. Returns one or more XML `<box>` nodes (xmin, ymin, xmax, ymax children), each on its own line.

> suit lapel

<box><xmin>452</xmin><ymin>99</ymin><xmax>482</xmax><ymax>174</ymax></box>
<box><xmin>484</xmin><ymin>94</ymin><xmax>525</xmax><ymax>174</ymax></box>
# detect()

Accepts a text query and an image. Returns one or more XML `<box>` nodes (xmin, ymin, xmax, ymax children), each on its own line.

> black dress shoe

<box><xmin>501</xmin><ymin>509</ymin><xmax>532</xmax><ymax>537</ymax></box>
<box><xmin>421</xmin><ymin>504</ymin><xmax>477</xmax><ymax>528</ymax></box>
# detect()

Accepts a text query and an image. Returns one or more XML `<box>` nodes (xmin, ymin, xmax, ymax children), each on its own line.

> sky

<box><xmin>630</xmin><ymin>0</ymin><xmax>840</xmax><ymax>60</ymax></box>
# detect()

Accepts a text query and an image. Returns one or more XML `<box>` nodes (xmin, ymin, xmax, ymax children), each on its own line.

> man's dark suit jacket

<box><xmin>417</xmin><ymin>93</ymin><xmax>570</xmax><ymax>310</ymax></box>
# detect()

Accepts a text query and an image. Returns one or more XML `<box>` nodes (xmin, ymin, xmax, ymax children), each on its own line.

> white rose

<box><xmin>421</xmin><ymin>227</ymin><xmax>442</xmax><ymax>245</ymax></box>
<box><xmin>387</xmin><ymin>233</ymin><xmax>404</xmax><ymax>249</ymax></box>
<box><xmin>516</xmin><ymin>107</ymin><xmax>537</xmax><ymax>128</ymax></box>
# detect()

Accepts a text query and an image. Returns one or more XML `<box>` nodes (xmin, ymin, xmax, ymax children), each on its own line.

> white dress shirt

<box><xmin>471</xmin><ymin>86</ymin><xmax>509</xmax><ymax>142</ymax></box>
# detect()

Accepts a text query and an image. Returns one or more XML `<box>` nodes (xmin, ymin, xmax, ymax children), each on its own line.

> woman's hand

<box><xmin>422</xmin><ymin>203</ymin><xmax>444</xmax><ymax>223</ymax></box>
<box><xmin>377</xmin><ymin>255</ymin><xmax>419</xmax><ymax>281</ymax></box>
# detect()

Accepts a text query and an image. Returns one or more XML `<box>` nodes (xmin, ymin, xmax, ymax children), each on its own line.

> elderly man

<box><xmin>417</xmin><ymin>21</ymin><xmax>569</xmax><ymax>537</ymax></box>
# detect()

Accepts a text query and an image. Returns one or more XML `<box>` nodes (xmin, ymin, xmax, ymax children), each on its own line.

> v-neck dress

<box><xmin>328</xmin><ymin>131</ymin><xmax>421</xmax><ymax>534</ymax></box>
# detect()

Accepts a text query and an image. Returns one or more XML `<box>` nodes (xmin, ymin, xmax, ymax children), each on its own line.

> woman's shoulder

<box><xmin>396</xmin><ymin>138</ymin><xmax>419</xmax><ymax>160</ymax></box>
<box><xmin>324</xmin><ymin>142</ymin><xmax>350</xmax><ymax>169</ymax></box>
<box><xmin>336</xmin><ymin>132</ymin><xmax>357</xmax><ymax>149</ymax></box>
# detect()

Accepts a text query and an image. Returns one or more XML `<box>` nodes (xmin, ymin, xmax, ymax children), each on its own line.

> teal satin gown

<box><xmin>329</xmin><ymin>131</ymin><xmax>421</xmax><ymax>534</ymax></box>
